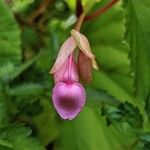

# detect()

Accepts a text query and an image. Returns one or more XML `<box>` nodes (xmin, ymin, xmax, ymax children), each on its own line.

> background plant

<box><xmin>0</xmin><ymin>0</ymin><xmax>150</xmax><ymax>149</ymax></box>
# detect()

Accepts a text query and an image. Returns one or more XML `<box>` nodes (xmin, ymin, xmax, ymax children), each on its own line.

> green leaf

<box><xmin>91</xmin><ymin>71</ymin><xmax>133</xmax><ymax>103</ymax></box>
<box><xmin>102</xmin><ymin>101</ymin><xmax>143</xmax><ymax>136</ymax></box>
<box><xmin>145</xmin><ymin>95</ymin><xmax>150</xmax><ymax>120</ymax></box>
<box><xmin>9</xmin><ymin>83</ymin><xmax>45</xmax><ymax>96</ymax></box>
<box><xmin>12</xmin><ymin>0</ymin><xmax>35</xmax><ymax>12</ymax></box>
<box><xmin>0</xmin><ymin>0</ymin><xmax>22</xmax><ymax>87</ymax></box>
<box><xmin>138</xmin><ymin>133</ymin><xmax>150</xmax><ymax>150</ymax></box>
<box><xmin>65</xmin><ymin>0</ymin><xmax>76</xmax><ymax>11</ymax></box>
<box><xmin>123</xmin><ymin>0</ymin><xmax>150</xmax><ymax>100</ymax></box>
<box><xmin>86</xmin><ymin>87</ymin><xmax>120</xmax><ymax>107</ymax></box>
<box><xmin>58</xmin><ymin>107</ymin><xmax>124</xmax><ymax>150</ymax></box>
<box><xmin>57</xmin><ymin>106</ymin><xmax>138</xmax><ymax>149</ymax></box>
<box><xmin>0</xmin><ymin>102</ymin><xmax>8</xmax><ymax>128</ymax></box>
<box><xmin>82</xmin><ymin>1</ymin><xmax>133</xmax><ymax>102</ymax></box>
<box><xmin>8</xmin><ymin>83</ymin><xmax>45</xmax><ymax>116</ymax></box>
<box><xmin>0</xmin><ymin>53</ymin><xmax>39</xmax><ymax>84</ymax></box>
<box><xmin>0</xmin><ymin>0</ymin><xmax>21</xmax><ymax>62</ymax></box>
<box><xmin>82</xmin><ymin>0</ymin><xmax>102</xmax><ymax>14</ymax></box>
<box><xmin>0</xmin><ymin>139</ymin><xmax>13</xmax><ymax>150</ymax></box>
<box><xmin>32</xmin><ymin>99</ymin><xmax>59</xmax><ymax>146</ymax></box>
<box><xmin>0</xmin><ymin>125</ymin><xmax>45</xmax><ymax>150</ymax></box>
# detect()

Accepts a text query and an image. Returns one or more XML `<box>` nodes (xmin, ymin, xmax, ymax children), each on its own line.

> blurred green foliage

<box><xmin>0</xmin><ymin>0</ymin><xmax>150</xmax><ymax>149</ymax></box>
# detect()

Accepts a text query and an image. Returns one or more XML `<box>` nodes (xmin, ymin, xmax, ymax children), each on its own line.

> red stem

<box><xmin>76</xmin><ymin>0</ymin><xmax>83</xmax><ymax>17</ymax></box>
<box><xmin>74</xmin><ymin>0</ymin><xmax>119</xmax><ymax>31</ymax></box>
<box><xmin>85</xmin><ymin>0</ymin><xmax>119</xmax><ymax>21</ymax></box>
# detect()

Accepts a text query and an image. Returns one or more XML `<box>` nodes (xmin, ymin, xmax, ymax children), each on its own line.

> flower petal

<box><xmin>71</xmin><ymin>29</ymin><xmax>94</xmax><ymax>58</ymax></box>
<box><xmin>52</xmin><ymin>82</ymin><xmax>86</xmax><ymax>120</ymax></box>
<box><xmin>78</xmin><ymin>51</ymin><xmax>92</xmax><ymax>83</ymax></box>
<box><xmin>71</xmin><ymin>29</ymin><xmax>99</xmax><ymax>70</ymax></box>
<box><xmin>50</xmin><ymin>37</ymin><xmax>77</xmax><ymax>74</ymax></box>
<box><xmin>54</xmin><ymin>56</ymin><xmax>79</xmax><ymax>83</ymax></box>
<box><xmin>92</xmin><ymin>58</ymin><xmax>99</xmax><ymax>70</ymax></box>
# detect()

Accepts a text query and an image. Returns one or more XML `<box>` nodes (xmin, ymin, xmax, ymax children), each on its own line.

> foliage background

<box><xmin>0</xmin><ymin>0</ymin><xmax>150</xmax><ymax>149</ymax></box>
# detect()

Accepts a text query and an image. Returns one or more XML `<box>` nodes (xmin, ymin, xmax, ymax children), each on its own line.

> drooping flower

<box><xmin>50</xmin><ymin>30</ymin><xmax>98</xmax><ymax>120</ymax></box>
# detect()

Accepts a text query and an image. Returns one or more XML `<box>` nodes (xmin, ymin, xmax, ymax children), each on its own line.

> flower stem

<box><xmin>85</xmin><ymin>0</ymin><xmax>119</xmax><ymax>21</ymax></box>
<box><xmin>74</xmin><ymin>0</ymin><xmax>119</xmax><ymax>31</ymax></box>
<box><xmin>76</xmin><ymin>0</ymin><xmax>83</xmax><ymax>18</ymax></box>
<box><xmin>74</xmin><ymin>12</ymin><xmax>86</xmax><ymax>31</ymax></box>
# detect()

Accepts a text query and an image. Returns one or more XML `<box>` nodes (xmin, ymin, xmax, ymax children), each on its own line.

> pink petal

<box><xmin>50</xmin><ymin>37</ymin><xmax>77</xmax><ymax>74</ymax></box>
<box><xmin>52</xmin><ymin>82</ymin><xmax>86</xmax><ymax>120</ymax></box>
<box><xmin>71</xmin><ymin>29</ymin><xmax>99</xmax><ymax>70</ymax></box>
<box><xmin>54</xmin><ymin>56</ymin><xmax>79</xmax><ymax>83</ymax></box>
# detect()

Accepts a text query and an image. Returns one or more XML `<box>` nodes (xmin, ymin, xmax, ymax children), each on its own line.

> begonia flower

<box><xmin>50</xmin><ymin>29</ymin><xmax>98</xmax><ymax>120</ymax></box>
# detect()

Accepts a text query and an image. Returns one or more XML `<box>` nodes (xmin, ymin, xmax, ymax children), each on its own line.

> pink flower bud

<box><xmin>52</xmin><ymin>82</ymin><xmax>86</xmax><ymax>120</ymax></box>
